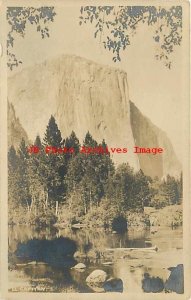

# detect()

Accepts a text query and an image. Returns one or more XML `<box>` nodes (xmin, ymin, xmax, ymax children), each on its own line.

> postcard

<box><xmin>0</xmin><ymin>1</ymin><xmax>190</xmax><ymax>299</ymax></box>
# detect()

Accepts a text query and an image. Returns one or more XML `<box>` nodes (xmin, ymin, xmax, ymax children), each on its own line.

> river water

<box><xmin>8</xmin><ymin>225</ymin><xmax>183</xmax><ymax>293</ymax></box>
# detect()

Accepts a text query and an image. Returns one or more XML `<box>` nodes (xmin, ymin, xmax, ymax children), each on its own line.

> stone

<box><xmin>165</xmin><ymin>264</ymin><xmax>184</xmax><ymax>294</ymax></box>
<box><xmin>27</xmin><ymin>261</ymin><xmax>37</xmax><ymax>265</ymax></box>
<box><xmin>142</xmin><ymin>273</ymin><xmax>164</xmax><ymax>293</ymax></box>
<box><xmin>103</xmin><ymin>278</ymin><xmax>123</xmax><ymax>292</ymax></box>
<box><xmin>86</xmin><ymin>270</ymin><xmax>107</xmax><ymax>286</ymax></box>
<box><xmin>73</xmin><ymin>263</ymin><xmax>86</xmax><ymax>269</ymax></box>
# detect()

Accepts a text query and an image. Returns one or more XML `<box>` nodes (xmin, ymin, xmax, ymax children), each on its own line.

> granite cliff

<box><xmin>130</xmin><ymin>101</ymin><xmax>181</xmax><ymax>178</ymax></box>
<box><xmin>8</xmin><ymin>101</ymin><xmax>28</xmax><ymax>149</ymax></box>
<box><xmin>8</xmin><ymin>55</ymin><xmax>181</xmax><ymax>177</ymax></box>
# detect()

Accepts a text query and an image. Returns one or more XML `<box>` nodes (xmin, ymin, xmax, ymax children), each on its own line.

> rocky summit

<box><xmin>8</xmin><ymin>55</ymin><xmax>181</xmax><ymax>178</ymax></box>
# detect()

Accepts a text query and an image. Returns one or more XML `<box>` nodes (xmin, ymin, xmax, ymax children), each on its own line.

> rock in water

<box><xmin>86</xmin><ymin>270</ymin><xmax>108</xmax><ymax>286</ymax></box>
<box><xmin>8</xmin><ymin>54</ymin><xmax>181</xmax><ymax>178</ymax></box>
<box><xmin>142</xmin><ymin>273</ymin><xmax>164</xmax><ymax>293</ymax></box>
<box><xmin>165</xmin><ymin>264</ymin><xmax>184</xmax><ymax>294</ymax></box>
<box><xmin>103</xmin><ymin>278</ymin><xmax>123</xmax><ymax>292</ymax></box>
<box><xmin>73</xmin><ymin>263</ymin><xmax>86</xmax><ymax>269</ymax></box>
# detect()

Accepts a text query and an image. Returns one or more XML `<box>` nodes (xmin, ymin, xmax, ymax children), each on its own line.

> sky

<box><xmin>9</xmin><ymin>6</ymin><xmax>184</xmax><ymax>161</ymax></box>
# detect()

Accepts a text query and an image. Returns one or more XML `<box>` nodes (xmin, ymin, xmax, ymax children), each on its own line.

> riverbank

<box><xmin>55</xmin><ymin>204</ymin><xmax>182</xmax><ymax>230</ymax></box>
<box><xmin>143</xmin><ymin>204</ymin><xmax>182</xmax><ymax>227</ymax></box>
<box><xmin>9</xmin><ymin>204</ymin><xmax>182</xmax><ymax>229</ymax></box>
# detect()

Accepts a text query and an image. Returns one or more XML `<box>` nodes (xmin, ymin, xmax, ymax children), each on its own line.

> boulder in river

<box><xmin>86</xmin><ymin>270</ymin><xmax>108</xmax><ymax>286</ymax></box>
<box><xmin>27</xmin><ymin>261</ymin><xmax>37</xmax><ymax>265</ymax></box>
<box><xmin>142</xmin><ymin>273</ymin><xmax>164</xmax><ymax>293</ymax></box>
<box><xmin>73</xmin><ymin>263</ymin><xmax>86</xmax><ymax>269</ymax></box>
<box><xmin>103</xmin><ymin>278</ymin><xmax>123</xmax><ymax>292</ymax></box>
<box><xmin>165</xmin><ymin>264</ymin><xmax>184</xmax><ymax>294</ymax></box>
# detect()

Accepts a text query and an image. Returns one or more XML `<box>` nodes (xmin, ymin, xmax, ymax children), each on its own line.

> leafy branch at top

<box><xmin>79</xmin><ymin>6</ymin><xmax>182</xmax><ymax>69</ymax></box>
<box><xmin>7</xmin><ymin>7</ymin><xmax>56</xmax><ymax>70</ymax></box>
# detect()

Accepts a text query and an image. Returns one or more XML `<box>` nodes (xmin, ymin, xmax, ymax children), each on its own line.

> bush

<box><xmin>33</xmin><ymin>209</ymin><xmax>57</xmax><ymax>228</ymax></box>
<box><xmin>8</xmin><ymin>205</ymin><xmax>29</xmax><ymax>225</ymax></box>
<box><xmin>150</xmin><ymin>194</ymin><xmax>168</xmax><ymax>209</ymax></box>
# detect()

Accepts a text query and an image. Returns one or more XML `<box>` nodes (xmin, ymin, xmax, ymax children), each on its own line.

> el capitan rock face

<box><xmin>54</xmin><ymin>56</ymin><xmax>139</xmax><ymax>170</ymax></box>
<box><xmin>8</xmin><ymin>54</ymin><xmax>181</xmax><ymax>178</ymax></box>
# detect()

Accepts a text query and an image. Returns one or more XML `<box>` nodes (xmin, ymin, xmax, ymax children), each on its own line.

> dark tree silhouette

<box><xmin>43</xmin><ymin>115</ymin><xmax>63</xmax><ymax>148</ymax></box>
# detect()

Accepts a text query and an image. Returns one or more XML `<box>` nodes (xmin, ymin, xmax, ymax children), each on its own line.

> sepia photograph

<box><xmin>0</xmin><ymin>1</ymin><xmax>190</xmax><ymax>298</ymax></box>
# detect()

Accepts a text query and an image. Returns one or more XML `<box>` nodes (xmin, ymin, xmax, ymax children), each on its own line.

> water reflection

<box><xmin>8</xmin><ymin>225</ymin><xmax>183</xmax><ymax>293</ymax></box>
<box><xmin>15</xmin><ymin>237</ymin><xmax>77</xmax><ymax>266</ymax></box>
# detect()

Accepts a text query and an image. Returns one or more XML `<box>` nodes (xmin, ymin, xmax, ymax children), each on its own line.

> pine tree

<box><xmin>17</xmin><ymin>138</ymin><xmax>31</xmax><ymax>210</ymax></box>
<box><xmin>64</xmin><ymin>131</ymin><xmax>81</xmax><ymax>169</ymax></box>
<box><xmin>34</xmin><ymin>134</ymin><xmax>43</xmax><ymax>149</ymax></box>
<box><xmin>83</xmin><ymin>131</ymin><xmax>98</xmax><ymax>148</ymax></box>
<box><xmin>134</xmin><ymin>170</ymin><xmax>151</xmax><ymax>209</ymax></box>
<box><xmin>106</xmin><ymin>163</ymin><xmax>135</xmax><ymax>210</ymax></box>
<box><xmin>82</xmin><ymin>132</ymin><xmax>104</xmax><ymax>209</ymax></box>
<box><xmin>42</xmin><ymin>116</ymin><xmax>66</xmax><ymax>206</ymax></box>
<box><xmin>164</xmin><ymin>175</ymin><xmax>179</xmax><ymax>205</ymax></box>
<box><xmin>65</xmin><ymin>133</ymin><xmax>114</xmax><ymax>213</ymax></box>
<box><xmin>65</xmin><ymin>153</ymin><xmax>85</xmax><ymax>191</ymax></box>
<box><xmin>177</xmin><ymin>172</ymin><xmax>183</xmax><ymax>204</ymax></box>
<box><xmin>18</xmin><ymin>138</ymin><xmax>29</xmax><ymax>160</ymax></box>
<box><xmin>43</xmin><ymin>115</ymin><xmax>63</xmax><ymax>147</ymax></box>
<box><xmin>8</xmin><ymin>145</ymin><xmax>19</xmax><ymax>171</ymax></box>
<box><xmin>8</xmin><ymin>146</ymin><xmax>20</xmax><ymax>213</ymax></box>
<box><xmin>65</xmin><ymin>131</ymin><xmax>80</xmax><ymax>154</ymax></box>
<box><xmin>99</xmin><ymin>139</ymin><xmax>114</xmax><ymax>185</ymax></box>
<box><xmin>28</xmin><ymin>135</ymin><xmax>46</xmax><ymax>215</ymax></box>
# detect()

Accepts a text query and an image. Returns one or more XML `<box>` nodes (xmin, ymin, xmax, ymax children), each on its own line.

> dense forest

<box><xmin>8</xmin><ymin>116</ymin><xmax>182</xmax><ymax>227</ymax></box>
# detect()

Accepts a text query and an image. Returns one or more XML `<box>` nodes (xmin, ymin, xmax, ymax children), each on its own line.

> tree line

<box><xmin>8</xmin><ymin>115</ymin><xmax>182</xmax><ymax>226</ymax></box>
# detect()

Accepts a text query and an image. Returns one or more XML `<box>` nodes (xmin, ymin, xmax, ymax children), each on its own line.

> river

<box><xmin>8</xmin><ymin>225</ymin><xmax>183</xmax><ymax>293</ymax></box>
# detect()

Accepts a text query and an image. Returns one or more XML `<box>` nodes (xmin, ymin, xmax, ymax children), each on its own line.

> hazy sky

<box><xmin>9</xmin><ymin>6</ymin><xmax>184</xmax><ymax>161</ymax></box>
